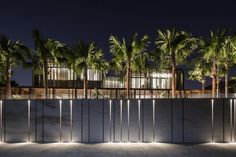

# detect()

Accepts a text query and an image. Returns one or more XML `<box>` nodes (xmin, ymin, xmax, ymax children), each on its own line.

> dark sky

<box><xmin>1</xmin><ymin>0</ymin><xmax>236</xmax><ymax>89</ymax></box>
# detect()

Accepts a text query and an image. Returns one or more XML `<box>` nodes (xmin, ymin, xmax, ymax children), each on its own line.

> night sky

<box><xmin>1</xmin><ymin>0</ymin><xmax>236</xmax><ymax>89</ymax></box>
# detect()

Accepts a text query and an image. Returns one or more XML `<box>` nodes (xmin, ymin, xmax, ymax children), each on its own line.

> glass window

<box><xmin>131</xmin><ymin>78</ymin><xmax>146</xmax><ymax>88</ymax></box>
<box><xmin>103</xmin><ymin>77</ymin><xmax>124</xmax><ymax>88</ymax></box>
<box><xmin>151</xmin><ymin>78</ymin><xmax>160</xmax><ymax>89</ymax></box>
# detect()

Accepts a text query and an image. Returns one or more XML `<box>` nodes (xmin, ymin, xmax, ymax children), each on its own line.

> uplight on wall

<box><xmin>211</xmin><ymin>99</ymin><xmax>214</xmax><ymax>142</ymax></box>
<box><xmin>0</xmin><ymin>100</ymin><xmax>2</xmax><ymax>143</ymax></box>
<box><xmin>127</xmin><ymin>100</ymin><xmax>130</xmax><ymax>142</ymax></box>
<box><xmin>109</xmin><ymin>100</ymin><xmax>112</xmax><ymax>142</ymax></box>
<box><xmin>120</xmin><ymin>100</ymin><xmax>123</xmax><ymax>142</ymax></box>
<box><xmin>70</xmin><ymin>100</ymin><xmax>73</xmax><ymax>142</ymax></box>
<box><xmin>59</xmin><ymin>100</ymin><xmax>62</xmax><ymax>142</ymax></box>
<box><xmin>27</xmin><ymin>100</ymin><xmax>31</xmax><ymax>142</ymax></box>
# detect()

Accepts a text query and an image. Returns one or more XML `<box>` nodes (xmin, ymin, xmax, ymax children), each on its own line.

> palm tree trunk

<box><xmin>5</xmin><ymin>65</ymin><xmax>12</xmax><ymax>99</ymax></box>
<box><xmin>201</xmin><ymin>80</ymin><xmax>205</xmax><ymax>94</ymax></box>
<box><xmin>171</xmin><ymin>52</ymin><xmax>176</xmax><ymax>98</ymax></box>
<box><xmin>212</xmin><ymin>61</ymin><xmax>217</xmax><ymax>97</ymax></box>
<box><xmin>83</xmin><ymin>69</ymin><xmax>88</xmax><ymax>99</ymax></box>
<box><xmin>225</xmin><ymin>71</ymin><xmax>228</xmax><ymax>98</ymax></box>
<box><xmin>43</xmin><ymin>60</ymin><xmax>49</xmax><ymax>99</ymax></box>
<box><xmin>126</xmin><ymin>63</ymin><xmax>131</xmax><ymax>98</ymax></box>
<box><xmin>216</xmin><ymin>78</ymin><xmax>220</xmax><ymax>97</ymax></box>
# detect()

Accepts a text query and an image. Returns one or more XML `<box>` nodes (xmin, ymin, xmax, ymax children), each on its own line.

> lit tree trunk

<box><xmin>171</xmin><ymin>52</ymin><xmax>176</xmax><ymax>97</ymax></box>
<box><xmin>212</xmin><ymin>61</ymin><xmax>217</xmax><ymax>97</ymax></box>
<box><xmin>83</xmin><ymin>68</ymin><xmax>88</xmax><ymax>99</ymax></box>
<box><xmin>225</xmin><ymin>69</ymin><xmax>228</xmax><ymax>98</ymax></box>
<box><xmin>201</xmin><ymin>80</ymin><xmax>205</xmax><ymax>94</ymax></box>
<box><xmin>5</xmin><ymin>56</ymin><xmax>12</xmax><ymax>99</ymax></box>
<box><xmin>43</xmin><ymin>60</ymin><xmax>49</xmax><ymax>99</ymax></box>
<box><xmin>216</xmin><ymin>77</ymin><xmax>220</xmax><ymax>96</ymax></box>
<box><xmin>126</xmin><ymin>63</ymin><xmax>131</xmax><ymax>98</ymax></box>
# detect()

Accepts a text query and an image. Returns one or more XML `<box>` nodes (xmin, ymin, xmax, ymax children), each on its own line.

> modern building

<box><xmin>31</xmin><ymin>61</ymin><xmax>184</xmax><ymax>99</ymax></box>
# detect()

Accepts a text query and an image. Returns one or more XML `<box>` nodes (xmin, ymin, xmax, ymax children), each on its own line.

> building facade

<box><xmin>32</xmin><ymin>62</ymin><xmax>184</xmax><ymax>99</ymax></box>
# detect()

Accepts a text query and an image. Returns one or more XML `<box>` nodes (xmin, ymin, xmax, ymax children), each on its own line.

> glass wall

<box><xmin>34</xmin><ymin>61</ymin><xmax>183</xmax><ymax>90</ymax></box>
<box><xmin>131</xmin><ymin>71</ymin><xmax>172</xmax><ymax>89</ymax></box>
<box><xmin>103</xmin><ymin>76</ymin><xmax>124</xmax><ymax>88</ymax></box>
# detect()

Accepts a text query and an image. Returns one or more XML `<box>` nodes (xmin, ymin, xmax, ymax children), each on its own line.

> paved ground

<box><xmin>0</xmin><ymin>143</ymin><xmax>236</xmax><ymax>157</ymax></box>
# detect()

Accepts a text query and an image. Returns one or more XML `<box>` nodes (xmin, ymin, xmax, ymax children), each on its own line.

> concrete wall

<box><xmin>0</xmin><ymin>98</ymin><xmax>235</xmax><ymax>143</ymax></box>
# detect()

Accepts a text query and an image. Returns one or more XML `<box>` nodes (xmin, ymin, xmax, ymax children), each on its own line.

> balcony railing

<box><xmin>0</xmin><ymin>87</ymin><xmax>233</xmax><ymax>99</ymax></box>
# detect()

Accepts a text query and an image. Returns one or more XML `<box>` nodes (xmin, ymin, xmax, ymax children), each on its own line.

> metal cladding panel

<box><xmin>114</xmin><ymin>100</ymin><xmax>121</xmax><ymax>142</ymax></box>
<box><xmin>61</xmin><ymin>100</ymin><xmax>71</xmax><ymax>142</ymax></box>
<box><xmin>28</xmin><ymin>100</ymin><xmax>36</xmax><ymax>142</ymax></box>
<box><xmin>0</xmin><ymin>100</ymin><xmax>3</xmax><ymax>142</ymax></box>
<box><xmin>34</xmin><ymin>100</ymin><xmax>43</xmax><ymax>142</ymax></box>
<box><xmin>129</xmin><ymin>99</ymin><xmax>140</xmax><ymax>142</ymax></box>
<box><xmin>184</xmin><ymin>99</ymin><xmax>212</xmax><ymax>143</ymax></box>
<box><xmin>234</xmin><ymin>99</ymin><xmax>236</xmax><ymax>142</ymax></box>
<box><xmin>222</xmin><ymin>99</ymin><xmax>231</xmax><ymax>142</ymax></box>
<box><xmin>81</xmin><ymin>100</ymin><xmax>89</xmax><ymax>143</ymax></box>
<box><xmin>154</xmin><ymin>99</ymin><xmax>172</xmax><ymax>142</ymax></box>
<box><xmin>72</xmin><ymin>100</ymin><xmax>82</xmax><ymax>142</ymax></box>
<box><xmin>121</xmin><ymin>100</ymin><xmax>128</xmax><ymax>142</ymax></box>
<box><xmin>89</xmin><ymin>99</ymin><xmax>104</xmax><ymax>143</ymax></box>
<box><xmin>5</xmin><ymin>100</ymin><xmax>28</xmax><ymax>142</ymax></box>
<box><xmin>142</xmin><ymin>99</ymin><xmax>154</xmax><ymax>142</ymax></box>
<box><xmin>172</xmin><ymin>99</ymin><xmax>184</xmax><ymax>143</ymax></box>
<box><xmin>103</xmin><ymin>99</ymin><xmax>112</xmax><ymax>142</ymax></box>
<box><xmin>43</xmin><ymin>100</ymin><xmax>60</xmax><ymax>142</ymax></box>
<box><xmin>213</xmin><ymin>99</ymin><xmax>224</xmax><ymax>142</ymax></box>
<box><xmin>0</xmin><ymin>98</ymin><xmax>234</xmax><ymax>143</ymax></box>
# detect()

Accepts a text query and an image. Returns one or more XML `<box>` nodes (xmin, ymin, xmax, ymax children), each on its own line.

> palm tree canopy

<box><xmin>69</xmin><ymin>41</ymin><xmax>108</xmax><ymax>75</ymax></box>
<box><xmin>189</xmin><ymin>58</ymin><xmax>210</xmax><ymax>82</ymax></box>
<box><xmin>219</xmin><ymin>35</ymin><xmax>236</xmax><ymax>72</ymax></box>
<box><xmin>32</xmin><ymin>30</ymin><xmax>66</xmax><ymax>75</ymax></box>
<box><xmin>155</xmin><ymin>28</ymin><xmax>197</xmax><ymax>68</ymax></box>
<box><xmin>0</xmin><ymin>34</ymin><xmax>31</xmax><ymax>78</ymax></box>
<box><xmin>202</xmin><ymin>30</ymin><xmax>227</xmax><ymax>63</ymax></box>
<box><xmin>109</xmin><ymin>33</ymin><xmax>150</xmax><ymax>72</ymax></box>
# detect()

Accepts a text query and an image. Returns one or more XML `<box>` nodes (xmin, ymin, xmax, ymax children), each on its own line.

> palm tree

<box><xmin>155</xmin><ymin>28</ymin><xmax>197</xmax><ymax>97</ymax></box>
<box><xmin>0</xmin><ymin>34</ymin><xmax>31</xmax><ymax>98</ymax></box>
<box><xmin>32</xmin><ymin>30</ymin><xmax>65</xmax><ymax>99</ymax></box>
<box><xmin>189</xmin><ymin>58</ymin><xmax>210</xmax><ymax>94</ymax></box>
<box><xmin>68</xmin><ymin>41</ymin><xmax>108</xmax><ymax>99</ymax></box>
<box><xmin>202</xmin><ymin>30</ymin><xmax>227</xmax><ymax>96</ymax></box>
<box><xmin>109</xmin><ymin>33</ymin><xmax>150</xmax><ymax>98</ymax></box>
<box><xmin>220</xmin><ymin>35</ymin><xmax>236</xmax><ymax>97</ymax></box>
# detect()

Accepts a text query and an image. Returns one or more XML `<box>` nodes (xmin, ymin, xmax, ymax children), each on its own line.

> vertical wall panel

<box><xmin>184</xmin><ymin>99</ymin><xmax>212</xmax><ymax>143</ymax></box>
<box><xmin>72</xmin><ymin>100</ymin><xmax>82</xmax><ymax>142</ymax></box>
<box><xmin>121</xmin><ymin>100</ymin><xmax>128</xmax><ymax>142</ymax></box>
<box><xmin>43</xmin><ymin>100</ymin><xmax>60</xmax><ymax>142</ymax></box>
<box><xmin>103</xmin><ymin>99</ymin><xmax>112</xmax><ymax>142</ymax></box>
<box><xmin>213</xmin><ymin>98</ymin><xmax>224</xmax><ymax>142</ymax></box>
<box><xmin>90</xmin><ymin>99</ymin><xmax>103</xmax><ymax>142</ymax></box>
<box><xmin>114</xmin><ymin>100</ymin><xmax>121</xmax><ymax>142</ymax></box>
<box><xmin>35</xmin><ymin>100</ymin><xmax>43</xmax><ymax>142</ymax></box>
<box><xmin>5</xmin><ymin>100</ymin><xmax>28</xmax><ymax>142</ymax></box>
<box><xmin>172</xmin><ymin>99</ymin><xmax>183</xmax><ymax>143</ymax></box>
<box><xmin>129</xmin><ymin>99</ymin><xmax>139</xmax><ymax>142</ymax></box>
<box><xmin>155</xmin><ymin>99</ymin><xmax>172</xmax><ymax>142</ymax></box>
<box><xmin>81</xmin><ymin>100</ymin><xmax>89</xmax><ymax>143</ymax></box>
<box><xmin>0</xmin><ymin>100</ymin><xmax>3</xmax><ymax>142</ymax></box>
<box><xmin>61</xmin><ymin>100</ymin><xmax>71</xmax><ymax>142</ymax></box>
<box><xmin>223</xmin><ymin>99</ymin><xmax>231</xmax><ymax>142</ymax></box>
<box><xmin>29</xmin><ymin>100</ymin><xmax>36</xmax><ymax>142</ymax></box>
<box><xmin>143</xmin><ymin>99</ymin><xmax>153</xmax><ymax>142</ymax></box>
